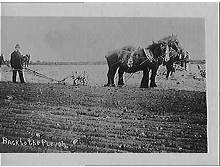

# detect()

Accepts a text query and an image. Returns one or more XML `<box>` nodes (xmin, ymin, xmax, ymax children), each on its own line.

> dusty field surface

<box><xmin>0</xmin><ymin>64</ymin><xmax>206</xmax><ymax>91</ymax></box>
<box><xmin>0</xmin><ymin>78</ymin><xmax>207</xmax><ymax>153</ymax></box>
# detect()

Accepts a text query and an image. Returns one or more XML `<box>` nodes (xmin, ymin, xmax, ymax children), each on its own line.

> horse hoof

<box><xmin>150</xmin><ymin>84</ymin><xmax>157</xmax><ymax>88</ymax></box>
<box><xmin>150</xmin><ymin>83</ymin><xmax>157</xmax><ymax>87</ymax></box>
<box><xmin>104</xmin><ymin>84</ymin><xmax>116</xmax><ymax>87</ymax></box>
<box><xmin>140</xmin><ymin>85</ymin><xmax>149</xmax><ymax>88</ymax></box>
<box><xmin>111</xmin><ymin>84</ymin><xmax>116</xmax><ymax>87</ymax></box>
<box><xmin>118</xmin><ymin>83</ymin><xmax>124</xmax><ymax>87</ymax></box>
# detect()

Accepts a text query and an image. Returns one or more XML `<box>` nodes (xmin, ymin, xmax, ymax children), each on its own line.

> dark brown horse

<box><xmin>104</xmin><ymin>42</ymin><xmax>171</xmax><ymax>88</ymax></box>
<box><xmin>159</xmin><ymin>35</ymin><xmax>184</xmax><ymax>79</ymax></box>
<box><xmin>164</xmin><ymin>49</ymin><xmax>189</xmax><ymax>79</ymax></box>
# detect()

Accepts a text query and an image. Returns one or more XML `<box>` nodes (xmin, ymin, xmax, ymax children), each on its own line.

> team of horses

<box><xmin>104</xmin><ymin>34</ymin><xmax>190</xmax><ymax>88</ymax></box>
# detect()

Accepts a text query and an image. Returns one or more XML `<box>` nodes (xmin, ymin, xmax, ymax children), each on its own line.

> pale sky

<box><xmin>1</xmin><ymin>16</ymin><xmax>205</xmax><ymax>62</ymax></box>
<box><xmin>1</xmin><ymin>3</ymin><xmax>206</xmax><ymax>62</ymax></box>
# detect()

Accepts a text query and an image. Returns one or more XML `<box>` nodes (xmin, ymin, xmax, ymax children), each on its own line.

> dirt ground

<box><xmin>0</xmin><ymin>74</ymin><xmax>207</xmax><ymax>153</ymax></box>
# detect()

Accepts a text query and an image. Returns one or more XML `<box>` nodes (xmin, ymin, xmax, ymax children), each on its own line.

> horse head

<box><xmin>126</xmin><ymin>51</ymin><xmax>136</xmax><ymax>68</ymax></box>
<box><xmin>164</xmin><ymin>45</ymin><xmax>185</xmax><ymax>66</ymax></box>
<box><xmin>163</xmin><ymin>44</ymin><xmax>170</xmax><ymax>63</ymax></box>
<box><xmin>169</xmin><ymin>37</ymin><xmax>184</xmax><ymax>56</ymax></box>
<box><xmin>158</xmin><ymin>34</ymin><xmax>183</xmax><ymax>55</ymax></box>
<box><xmin>26</xmin><ymin>54</ymin><xmax>30</xmax><ymax>59</ymax></box>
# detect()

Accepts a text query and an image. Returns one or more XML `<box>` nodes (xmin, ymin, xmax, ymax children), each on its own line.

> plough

<box><xmin>24</xmin><ymin>67</ymin><xmax>88</xmax><ymax>85</ymax></box>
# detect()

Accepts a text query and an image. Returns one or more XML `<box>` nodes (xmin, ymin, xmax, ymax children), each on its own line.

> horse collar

<box><xmin>143</xmin><ymin>48</ymin><xmax>155</xmax><ymax>63</ymax></box>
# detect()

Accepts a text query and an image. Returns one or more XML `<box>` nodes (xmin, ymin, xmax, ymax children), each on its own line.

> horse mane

<box><xmin>146</xmin><ymin>42</ymin><xmax>167</xmax><ymax>60</ymax></box>
<box><xmin>147</xmin><ymin>42</ymin><xmax>160</xmax><ymax>51</ymax></box>
<box><xmin>121</xmin><ymin>45</ymin><xmax>136</xmax><ymax>51</ymax></box>
<box><xmin>158</xmin><ymin>35</ymin><xmax>180</xmax><ymax>47</ymax></box>
<box><xmin>158</xmin><ymin>35</ymin><xmax>178</xmax><ymax>42</ymax></box>
<box><xmin>106</xmin><ymin>45</ymin><xmax>136</xmax><ymax>55</ymax></box>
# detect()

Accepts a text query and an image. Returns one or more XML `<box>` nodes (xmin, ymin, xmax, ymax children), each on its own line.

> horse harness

<box><xmin>112</xmin><ymin>44</ymin><xmax>171</xmax><ymax>67</ymax></box>
<box><xmin>126</xmin><ymin>45</ymin><xmax>169</xmax><ymax>69</ymax></box>
<box><xmin>143</xmin><ymin>48</ymin><xmax>156</xmax><ymax>63</ymax></box>
<box><xmin>141</xmin><ymin>46</ymin><xmax>168</xmax><ymax>65</ymax></box>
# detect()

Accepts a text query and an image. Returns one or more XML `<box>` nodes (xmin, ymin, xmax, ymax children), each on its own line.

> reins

<box><xmin>23</xmin><ymin>67</ymin><xmax>88</xmax><ymax>85</ymax></box>
<box><xmin>24</xmin><ymin>67</ymin><xmax>61</xmax><ymax>83</ymax></box>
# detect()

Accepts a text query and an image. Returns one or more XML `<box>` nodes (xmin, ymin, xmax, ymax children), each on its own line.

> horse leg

<box><xmin>104</xmin><ymin>54</ymin><xmax>119</xmax><ymax>87</ymax></box>
<box><xmin>105</xmin><ymin>65</ymin><xmax>118</xmax><ymax>87</ymax></box>
<box><xmin>171</xmin><ymin>65</ymin><xmax>175</xmax><ymax>76</ymax></box>
<box><xmin>105</xmin><ymin>66</ymin><xmax>112</xmax><ymax>86</ymax></box>
<box><xmin>165</xmin><ymin>64</ymin><xmax>170</xmax><ymax>79</ymax></box>
<box><xmin>170</xmin><ymin>69</ymin><xmax>173</xmax><ymax>76</ymax></box>
<box><xmin>110</xmin><ymin>66</ymin><xmax>118</xmax><ymax>87</ymax></box>
<box><xmin>168</xmin><ymin>63</ymin><xmax>175</xmax><ymax>78</ymax></box>
<box><xmin>150</xmin><ymin>66</ymin><xmax>158</xmax><ymax>87</ymax></box>
<box><xmin>185</xmin><ymin>62</ymin><xmax>187</xmax><ymax>71</ymax></box>
<box><xmin>140</xmin><ymin>68</ymin><xmax>149</xmax><ymax>88</ymax></box>
<box><xmin>27</xmin><ymin>57</ymin><xmax>30</xmax><ymax>67</ymax></box>
<box><xmin>166</xmin><ymin>70</ymin><xmax>170</xmax><ymax>79</ymax></box>
<box><xmin>118</xmin><ymin>67</ymin><xmax>124</xmax><ymax>86</ymax></box>
<box><xmin>181</xmin><ymin>61</ymin><xmax>184</xmax><ymax>68</ymax></box>
<box><xmin>23</xmin><ymin>60</ymin><xmax>26</xmax><ymax>68</ymax></box>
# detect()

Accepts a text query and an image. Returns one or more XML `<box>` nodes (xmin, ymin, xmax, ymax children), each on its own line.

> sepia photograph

<box><xmin>0</xmin><ymin>2</ymin><xmax>219</xmax><ymax>166</ymax></box>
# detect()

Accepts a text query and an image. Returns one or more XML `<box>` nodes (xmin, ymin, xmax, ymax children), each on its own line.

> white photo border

<box><xmin>0</xmin><ymin>2</ymin><xmax>219</xmax><ymax>166</ymax></box>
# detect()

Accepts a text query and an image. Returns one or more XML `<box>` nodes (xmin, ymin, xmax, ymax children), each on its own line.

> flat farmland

<box><xmin>0</xmin><ymin>68</ymin><xmax>207</xmax><ymax>153</ymax></box>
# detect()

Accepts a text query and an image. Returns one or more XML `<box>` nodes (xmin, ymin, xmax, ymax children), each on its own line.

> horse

<box><xmin>22</xmin><ymin>54</ymin><xmax>31</xmax><ymax>67</ymax></box>
<box><xmin>163</xmin><ymin>48</ymin><xmax>182</xmax><ymax>79</ymax></box>
<box><xmin>179</xmin><ymin>50</ymin><xmax>190</xmax><ymax>71</ymax></box>
<box><xmin>104</xmin><ymin>34</ymin><xmax>183</xmax><ymax>88</ymax></box>
<box><xmin>104</xmin><ymin>42</ymin><xmax>173</xmax><ymax>88</ymax></box>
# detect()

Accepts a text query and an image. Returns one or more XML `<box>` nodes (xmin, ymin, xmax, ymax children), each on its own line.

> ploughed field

<box><xmin>0</xmin><ymin>81</ymin><xmax>207</xmax><ymax>153</ymax></box>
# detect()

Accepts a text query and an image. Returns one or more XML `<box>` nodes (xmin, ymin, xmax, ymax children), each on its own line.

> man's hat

<box><xmin>15</xmin><ymin>44</ymin><xmax>20</xmax><ymax>48</ymax></box>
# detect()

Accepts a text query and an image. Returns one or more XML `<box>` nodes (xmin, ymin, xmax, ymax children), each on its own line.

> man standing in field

<box><xmin>0</xmin><ymin>53</ymin><xmax>5</xmax><ymax>81</ymax></box>
<box><xmin>10</xmin><ymin>44</ymin><xmax>25</xmax><ymax>83</ymax></box>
